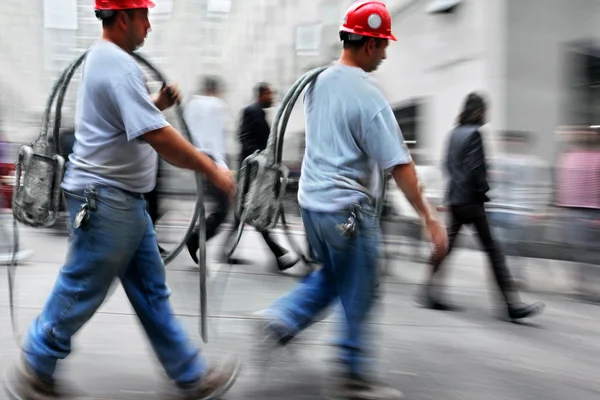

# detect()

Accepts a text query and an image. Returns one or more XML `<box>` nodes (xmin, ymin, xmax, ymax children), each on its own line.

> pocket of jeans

<box><xmin>358</xmin><ymin>205</ymin><xmax>381</xmax><ymax>238</ymax></box>
<box><xmin>95</xmin><ymin>187</ymin><xmax>135</xmax><ymax>213</ymax></box>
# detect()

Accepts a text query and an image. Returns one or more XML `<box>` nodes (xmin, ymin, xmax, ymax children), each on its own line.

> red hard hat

<box><xmin>94</xmin><ymin>0</ymin><xmax>156</xmax><ymax>10</ymax></box>
<box><xmin>340</xmin><ymin>0</ymin><xmax>397</xmax><ymax>41</ymax></box>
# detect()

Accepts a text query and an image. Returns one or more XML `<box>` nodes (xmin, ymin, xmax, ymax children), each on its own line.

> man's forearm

<box><xmin>143</xmin><ymin>126</ymin><xmax>220</xmax><ymax>180</ymax></box>
<box><xmin>391</xmin><ymin>162</ymin><xmax>436</xmax><ymax>223</ymax></box>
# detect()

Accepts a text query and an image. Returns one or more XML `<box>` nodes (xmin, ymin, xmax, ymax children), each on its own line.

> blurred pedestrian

<box><xmin>0</xmin><ymin>106</ymin><xmax>34</xmax><ymax>263</ymax></box>
<box><xmin>555</xmin><ymin>127</ymin><xmax>600</xmax><ymax>298</ymax></box>
<box><xmin>223</xmin><ymin>82</ymin><xmax>299</xmax><ymax>272</ymax></box>
<box><xmin>185</xmin><ymin>76</ymin><xmax>233</xmax><ymax>264</ymax></box>
<box><xmin>487</xmin><ymin>130</ymin><xmax>552</xmax><ymax>286</ymax></box>
<box><xmin>144</xmin><ymin>153</ymin><xmax>166</xmax><ymax>254</ymax></box>
<box><xmin>421</xmin><ymin>92</ymin><xmax>545</xmax><ymax>321</ymax></box>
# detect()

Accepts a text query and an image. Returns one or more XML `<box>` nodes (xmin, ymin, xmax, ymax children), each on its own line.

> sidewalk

<box><xmin>1</xmin><ymin>229</ymin><xmax>600</xmax><ymax>399</ymax></box>
<box><xmin>141</xmin><ymin>197</ymin><xmax>600</xmax><ymax>299</ymax></box>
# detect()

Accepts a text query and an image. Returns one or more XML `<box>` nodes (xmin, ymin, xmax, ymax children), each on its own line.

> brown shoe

<box><xmin>176</xmin><ymin>355</ymin><xmax>241</xmax><ymax>400</ymax></box>
<box><xmin>4</xmin><ymin>356</ymin><xmax>87</xmax><ymax>400</ymax></box>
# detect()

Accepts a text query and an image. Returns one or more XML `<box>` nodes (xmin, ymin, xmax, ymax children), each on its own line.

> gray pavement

<box><xmin>1</xmin><ymin>226</ymin><xmax>600</xmax><ymax>399</ymax></box>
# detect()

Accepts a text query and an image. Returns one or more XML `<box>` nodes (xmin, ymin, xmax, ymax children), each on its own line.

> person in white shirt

<box><xmin>184</xmin><ymin>76</ymin><xmax>232</xmax><ymax>263</ymax></box>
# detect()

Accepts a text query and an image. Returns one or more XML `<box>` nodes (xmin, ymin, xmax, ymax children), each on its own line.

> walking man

<box><xmin>5</xmin><ymin>1</ymin><xmax>240</xmax><ymax>399</ymax></box>
<box><xmin>185</xmin><ymin>76</ymin><xmax>233</xmax><ymax>263</ymax></box>
<box><xmin>253</xmin><ymin>2</ymin><xmax>447</xmax><ymax>399</ymax></box>
<box><xmin>420</xmin><ymin>92</ymin><xmax>544</xmax><ymax>321</ymax></box>
<box><xmin>224</xmin><ymin>82</ymin><xmax>298</xmax><ymax>271</ymax></box>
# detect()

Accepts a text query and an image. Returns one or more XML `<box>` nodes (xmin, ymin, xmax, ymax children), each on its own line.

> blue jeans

<box><xmin>268</xmin><ymin>204</ymin><xmax>381</xmax><ymax>376</ymax></box>
<box><xmin>22</xmin><ymin>186</ymin><xmax>205</xmax><ymax>383</ymax></box>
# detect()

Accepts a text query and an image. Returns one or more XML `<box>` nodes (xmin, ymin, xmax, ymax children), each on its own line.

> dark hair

<box><xmin>203</xmin><ymin>76</ymin><xmax>221</xmax><ymax>94</ymax></box>
<box><xmin>255</xmin><ymin>82</ymin><xmax>270</xmax><ymax>98</ymax></box>
<box><xmin>339</xmin><ymin>31</ymin><xmax>386</xmax><ymax>50</ymax></box>
<box><xmin>96</xmin><ymin>9</ymin><xmax>136</xmax><ymax>28</ymax></box>
<box><xmin>458</xmin><ymin>92</ymin><xmax>486</xmax><ymax>125</ymax></box>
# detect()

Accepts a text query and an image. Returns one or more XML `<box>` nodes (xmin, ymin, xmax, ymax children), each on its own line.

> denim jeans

<box><xmin>22</xmin><ymin>186</ymin><xmax>205</xmax><ymax>383</ymax></box>
<box><xmin>267</xmin><ymin>203</ymin><xmax>381</xmax><ymax>376</ymax></box>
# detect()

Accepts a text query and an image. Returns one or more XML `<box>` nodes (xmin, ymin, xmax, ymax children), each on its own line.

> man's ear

<box><xmin>116</xmin><ymin>11</ymin><xmax>129</xmax><ymax>31</ymax></box>
<box><xmin>366</xmin><ymin>38</ymin><xmax>379</xmax><ymax>54</ymax></box>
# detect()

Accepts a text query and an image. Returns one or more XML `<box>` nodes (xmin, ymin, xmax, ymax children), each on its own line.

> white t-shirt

<box><xmin>183</xmin><ymin>95</ymin><xmax>230</xmax><ymax>168</ymax></box>
<box><xmin>62</xmin><ymin>40</ymin><xmax>169</xmax><ymax>193</ymax></box>
<box><xmin>299</xmin><ymin>64</ymin><xmax>412</xmax><ymax>212</ymax></box>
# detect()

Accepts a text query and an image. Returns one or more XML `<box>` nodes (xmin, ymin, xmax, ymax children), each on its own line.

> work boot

<box><xmin>4</xmin><ymin>356</ymin><xmax>86</xmax><ymax>399</ymax></box>
<box><xmin>175</xmin><ymin>355</ymin><xmax>241</xmax><ymax>400</ymax></box>
<box><xmin>276</xmin><ymin>253</ymin><xmax>300</xmax><ymax>272</ymax></box>
<box><xmin>507</xmin><ymin>302</ymin><xmax>545</xmax><ymax>321</ymax></box>
<box><xmin>325</xmin><ymin>372</ymin><xmax>403</xmax><ymax>400</ymax></box>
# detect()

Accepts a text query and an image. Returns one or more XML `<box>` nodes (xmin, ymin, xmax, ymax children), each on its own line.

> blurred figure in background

<box><xmin>224</xmin><ymin>82</ymin><xmax>298</xmax><ymax>271</ymax></box>
<box><xmin>487</xmin><ymin>130</ymin><xmax>552</xmax><ymax>287</ymax></box>
<box><xmin>422</xmin><ymin>92</ymin><xmax>544</xmax><ymax>321</ymax></box>
<box><xmin>555</xmin><ymin>127</ymin><xmax>600</xmax><ymax>298</ymax></box>
<box><xmin>144</xmin><ymin>156</ymin><xmax>166</xmax><ymax>254</ymax></box>
<box><xmin>185</xmin><ymin>76</ymin><xmax>232</xmax><ymax>264</ymax></box>
<box><xmin>0</xmin><ymin>111</ymin><xmax>34</xmax><ymax>263</ymax></box>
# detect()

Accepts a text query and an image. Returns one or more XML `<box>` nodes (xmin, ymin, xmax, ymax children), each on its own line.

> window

<box><xmin>295</xmin><ymin>25</ymin><xmax>322</xmax><ymax>56</ymax></box>
<box><xmin>207</xmin><ymin>0</ymin><xmax>232</xmax><ymax>14</ymax></box>
<box><xmin>392</xmin><ymin>101</ymin><xmax>424</xmax><ymax>162</ymax></box>
<box><xmin>564</xmin><ymin>42</ymin><xmax>600</xmax><ymax>126</ymax></box>
<box><xmin>43</xmin><ymin>0</ymin><xmax>77</xmax><ymax>73</ymax></box>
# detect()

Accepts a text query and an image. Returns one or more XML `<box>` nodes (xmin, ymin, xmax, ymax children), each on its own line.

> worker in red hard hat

<box><xmin>253</xmin><ymin>1</ymin><xmax>447</xmax><ymax>399</ymax></box>
<box><xmin>4</xmin><ymin>1</ymin><xmax>240</xmax><ymax>399</ymax></box>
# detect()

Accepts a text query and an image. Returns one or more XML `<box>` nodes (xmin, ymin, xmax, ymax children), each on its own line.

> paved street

<box><xmin>1</xmin><ymin>226</ymin><xmax>600</xmax><ymax>400</ymax></box>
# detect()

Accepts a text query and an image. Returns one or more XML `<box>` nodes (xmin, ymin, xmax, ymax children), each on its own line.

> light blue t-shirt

<box><xmin>298</xmin><ymin>64</ymin><xmax>412</xmax><ymax>212</ymax></box>
<box><xmin>62</xmin><ymin>40</ymin><xmax>170</xmax><ymax>193</ymax></box>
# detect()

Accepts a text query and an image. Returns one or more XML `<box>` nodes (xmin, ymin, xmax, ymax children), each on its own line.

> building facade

<box><xmin>3</xmin><ymin>0</ymin><xmax>600</xmax><ymax>169</ymax></box>
<box><xmin>216</xmin><ymin>0</ymin><xmax>600</xmax><ymax>166</ymax></box>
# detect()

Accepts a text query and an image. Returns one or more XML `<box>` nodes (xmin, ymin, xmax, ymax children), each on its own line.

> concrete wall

<box><xmin>504</xmin><ymin>0</ymin><xmax>600</xmax><ymax>160</ymax></box>
<box><xmin>0</xmin><ymin>0</ymin><xmax>222</xmax><ymax>143</ymax></box>
<box><xmin>0</xmin><ymin>0</ymin><xmax>48</xmax><ymax>141</ymax></box>
<box><xmin>376</xmin><ymin>0</ymin><xmax>489</xmax><ymax>161</ymax></box>
<box><xmin>216</xmin><ymin>0</ymin><xmax>505</xmax><ymax>165</ymax></box>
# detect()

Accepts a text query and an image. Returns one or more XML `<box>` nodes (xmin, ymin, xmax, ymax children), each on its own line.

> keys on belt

<box><xmin>73</xmin><ymin>204</ymin><xmax>89</xmax><ymax>229</ymax></box>
<box><xmin>336</xmin><ymin>207</ymin><xmax>360</xmax><ymax>239</ymax></box>
<box><xmin>73</xmin><ymin>187</ymin><xmax>98</xmax><ymax>230</ymax></box>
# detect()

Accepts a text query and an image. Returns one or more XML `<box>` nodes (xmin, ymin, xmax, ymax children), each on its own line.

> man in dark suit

<box><xmin>420</xmin><ymin>92</ymin><xmax>544</xmax><ymax>321</ymax></box>
<box><xmin>238</xmin><ymin>83</ymin><xmax>272</xmax><ymax>162</ymax></box>
<box><xmin>225</xmin><ymin>83</ymin><xmax>298</xmax><ymax>272</ymax></box>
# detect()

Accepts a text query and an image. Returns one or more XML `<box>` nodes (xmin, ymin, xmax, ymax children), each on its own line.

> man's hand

<box><xmin>209</xmin><ymin>167</ymin><xmax>237</xmax><ymax>200</ymax></box>
<box><xmin>391</xmin><ymin>162</ymin><xmax>448</xmax><ymax>256</ymax></box>
<box><xmin>154</xmin><ymin>83</ymin><xmax>182</xmax><ymax>111</ymax></box>
<box><xmin>425</xmin><ymin>217</ymin><xmax>449</xmax><ymax>259</ymax></box>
